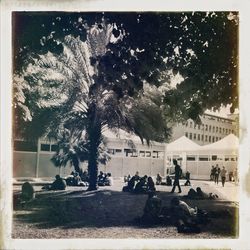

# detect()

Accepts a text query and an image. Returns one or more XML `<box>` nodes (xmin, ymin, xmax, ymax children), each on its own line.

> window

<box><xmin>211</xmin><ymin>155</ymin><xmax>217</xmax><ymax>161</ymax></box>
<box><xmin>212</xmin><ymin>137</ymin><xmax>215</xmax><ymax>143</ymax></box>
<box><xmin>216</xmin><ymin>137</ymin><xmax>218</xmax><ymax>141</ymax></box>
<box><xmin>212</xmin><ymin>126</ymin><xmax>215</xmax><ymax>133</ymax></box>
<box><xmin>187</xmin><ymin>155</ymin><xmax>196</xmax><ymax>161</ymax></box>
<box><xmin>198</xmin><ymin>155</ymin><xmax>209</xmax><ymax>161</ymax></box>
<box><xmin>205</xmin><ymin>125</ymin><xmax>208</xmax><ymax>131</ymax></box>
<box><xmin>209</xmin><ymin>125</ymin><xmax>211</xmax><ymax>132</ymax></box>
<box><xmin>223</xmin><ymin>128</ymin><xmax>225</xmax><ymax>134</ymax></box>
<box><xmin>219</xmin><ymin>127</ymin><xmax>222</xmax><ymax>133</ymax></box>
<box><xmin>198</xmin><ymin>125</ymin><xmax>200</xmax><ymax>130</ymax></box>
<box><xmin>185</xmin><ymin>132</ymin><xmax>188</xmax><ymax>137</ymax></box>
<box><xmin>209</xmin><ymin>136</ymin><xmax>211</xmax><ymax>142</ymax></box>
<box><xmin>189</xmin><ymin>133</ymin><xmax>192</xmax><ymax>140</ymax></box>
<box><xmin>51</xmin><ymin>144</ymin><xmax>59</xmax><ymax>152</ymax></box>
<box><xmin>197</xmin><ymin>134</ymin><xmax>200</xmax><ymax>141</ymax></box>
<box><xmin>190</xmin><ymin>121</ymin><xmax>193</xmax><ymax>128</ymax></box>
<box><xmin>41</xmin><ymin>144</ymin><xmax>50</xmax><ymax>151</ymax></box>
<box><xmin>226</xmin><ymin>129</ymin><xmax>228</xmax><ymax>134</ymax></box>
<box><xmin>201</xmin><ymin>135</ymin><xmax>204</xmax><ymax>141</ymax></box>
<box><xmin>14</xmin><ymin>140</ymin><xmax>38</xmax><ymax>152</ymax></box>
<box><xmin>205</xmin><ymin>135</ymin><xmax>208</xmax><ymax>141</ymax></box>
<box><xmin>216</xmin><ymin>127</ymin><xmax>218</xmax><ymax>133</ymax></box>
<box><xmin>193</xmin><ymin>133</ymin><xmax>196</xmax><ymax>140</ymax></box>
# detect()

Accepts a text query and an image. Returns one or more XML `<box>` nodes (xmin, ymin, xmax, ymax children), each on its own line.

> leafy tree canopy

<box><xmin>13</xmin><ymin>12</ymin><xmax>238</xmax><ymax>123</ymax></box>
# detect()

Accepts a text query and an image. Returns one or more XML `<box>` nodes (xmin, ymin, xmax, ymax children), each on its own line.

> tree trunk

<box><xmin>72</xmin><ymin>154</ymin><xmax>81</xmax><ymax>173</ymax></box>
<box><xmin>86</xmin><ymin>104</ymin><xmax>102</xmax><ymax>191</ymax></box>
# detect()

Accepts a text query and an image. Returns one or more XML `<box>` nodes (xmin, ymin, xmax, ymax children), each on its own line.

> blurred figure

<box><xmin>184</xmin><ymin>171</ymin><xmax>191</xmax><ymax>186</ymax></box>
<box><xmin>220</xmin><ymin>166</ymin><xmax>227</xmax><ymax>187</ymax></box>
<box><xmin>156</xmin><ymin>173</ymin><xmax>162</xmax><ymax>185</ymax></box>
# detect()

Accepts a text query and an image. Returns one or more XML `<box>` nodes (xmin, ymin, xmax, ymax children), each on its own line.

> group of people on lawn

<box><xmin>17</xmin><ymin>159</ymin><xmax>223</xmax><ymax>234</ymax></box>
<box><xmin>122</xmin><ymin>171</ymin><xmax>156</xmax><ymax>194</ymax></box>
<box><xmin>42</xmin><ymin>170</ymin><xmax>113</xmax><ymax>191</ymax></box>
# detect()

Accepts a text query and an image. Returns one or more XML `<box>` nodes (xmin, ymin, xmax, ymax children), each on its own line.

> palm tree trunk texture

<box><xmin>86</xmin><ymin>104</ymin><xmax>102</xmax><ymax>191</ymax></box>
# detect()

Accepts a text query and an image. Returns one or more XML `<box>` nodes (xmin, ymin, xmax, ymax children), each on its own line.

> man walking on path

<box><xmin>214</xmin><ymin>164</ymin><xmax>220</xmax><ymax>185</ymax></box>
<box><xmin>171</xmin><ymin>159</ymin><xmax>182</xmax><ymax>193</ymax></box>
<box><xmin>220</xmin><ymin>166</ymin><xmax>227</xmax><ymax>187</ymax></box>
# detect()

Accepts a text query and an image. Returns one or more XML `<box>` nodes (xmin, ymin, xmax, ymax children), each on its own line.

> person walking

<box><xmin>214</xmin><ymin>165</ymin><xmax>220</xmax><ymax>185</ymax></box>
<box><xmin>220</xmin><ymin>166</ymin><xmax>227</xmax><ymax>187</ymax></box>
<box><xmin>184</xmin><ymin>171</ymin><xmax>191</xmax><ymax>186</ymax></box>
<box><xmin>171</xmin><ymin>159</ymin><xmax>182</xmax><ymax>193</ymax></box>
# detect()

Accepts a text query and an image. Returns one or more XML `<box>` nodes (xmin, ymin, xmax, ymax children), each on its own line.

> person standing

<box><xmin>214</xmin><ymin>165</ymin><xmax>219</xmax><ymax>185</ymax></box>
<box><xmin>220</xmin><ymin>166</ymin><xmax>227</xmax><ymax>187</ymax></box>
<box><xmin>184</xmin><ymin>171</ymin><xmax>191</xmax><ymax>186</ymax></box>
<box><xmin>171</xmin><ymin>159</ymin><xmax>182</xmax><ymax>193</ymax></box>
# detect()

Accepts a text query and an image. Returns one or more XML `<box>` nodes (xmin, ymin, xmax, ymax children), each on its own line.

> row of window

<box><xmin>109</xmin><ymin>148</ymin><xmax>164</xmax><ymax>159</ymax></box>
<box><xmin>185</xmin><ymin>121</ymin><xmax>234</xmax><ymax>134</ymax></box>
<box><xmin>167</xmin><ymin>155</ymin><xmax>237</xmax><ymax>162</ymax></box>
<box><xmin>14</xmin><ymin>141</ymin><xmax>58</xmax><ymax>152</ymax></box>
<box><xmin>185</xmin><ymin>133</ymin><xmax>222</xmax><ymax>143</ymax></box>
<box><xmin>186</xmin><ymin>155</ymin><xmax>237</xmax><ymax>162</ymax></box>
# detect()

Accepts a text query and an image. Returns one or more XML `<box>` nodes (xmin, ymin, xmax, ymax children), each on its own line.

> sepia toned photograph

<box><xmin>10</xmin><ymin>10</ymin><xmax>240</xmax><ymax>241</ymax></box>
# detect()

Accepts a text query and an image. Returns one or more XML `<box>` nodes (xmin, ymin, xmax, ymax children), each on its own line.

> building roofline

<box><xmin>203</xmin><ymin>112</ymin><xmax>235</xmax><ymax>121</ymax></box>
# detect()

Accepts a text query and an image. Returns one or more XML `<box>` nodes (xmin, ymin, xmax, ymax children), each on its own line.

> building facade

<box><xmin>171</xmin><ymin>112</ymin><xmax>238</xmax><ymax>145</ymax></box>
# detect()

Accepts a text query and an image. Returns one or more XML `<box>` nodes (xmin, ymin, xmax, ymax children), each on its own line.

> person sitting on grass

<box><xmin>147</xmin><ymin>176</ymin><xmax>156</xmax><ymax>192</ymax></box>
<box><xmin>156</xmin><ymin>173</ymin><xmax>162</xmax><ymax>185</ymax></box>
<box><xmin>97</xmin><ymin>171</ymin><xmax>106</xmax><ymax>186</ymax></box>
<box><xmin>42</xmin><ymin>175</ymin><xmax>67</xmax><ymax>191</ymax></box>
<box><xmin>134</xmin><ymin>175</ymin><xmax>148</xmax><ymax>194</ymax></box>
<box><xmin>72</xmin><ymin>172</ymin><xmax>82</xmax><ymax>186</ymax></box>
<box><xmin>104</xmin><ymin>173</ymin><xmax>114</xmax><ymax>186</ymax></box>
<box><xmin>140</xmin><ymin>192</ymin><xmax>162</xmax><ymax>225</ymax></box>
<box><xmin>21</xmin><ymin>182</ymin><xmax>35</xmax><ymax>201</ymax></box>
<box><xmin>170</xmin><ymin>197</ymin><xmax>209</xmax><ymax>233</ymax></box>
<box><xmin>122</xmin><ymin>176</ymin><xmax>136</xmax><ymax>192</ymax></box>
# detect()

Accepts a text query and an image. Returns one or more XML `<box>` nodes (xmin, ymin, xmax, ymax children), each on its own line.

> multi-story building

<box><xmin>171</xmin><ymin>112</ymin><xmax>238</xmax><ymax>145</ymax></box>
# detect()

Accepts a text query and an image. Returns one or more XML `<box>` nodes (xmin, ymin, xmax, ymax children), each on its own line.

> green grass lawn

<box><xmin>12</xmin><ymin>185</ymin><xmax>238</xmax><ymax>239</ymax></box>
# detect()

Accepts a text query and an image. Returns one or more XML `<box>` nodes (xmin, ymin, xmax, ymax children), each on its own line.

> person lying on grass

<box><xmin>170</xmin><ymin>197</ymin><xmax>210</xmax><ymax>233</ymax></box>
<box><xmin>186</xmin><ymin>187</ymin><xmax>218</xmax><ymax>200</ymax></box>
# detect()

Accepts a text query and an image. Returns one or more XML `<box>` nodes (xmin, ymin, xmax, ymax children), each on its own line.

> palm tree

<box><xmin>14</xmin><ymin>22</ymin><xmax>171</xmax><ymax>190</ymax></box>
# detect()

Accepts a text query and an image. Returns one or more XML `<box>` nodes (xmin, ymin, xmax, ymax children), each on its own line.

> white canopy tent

<box><xmin>198</xmin><ymin>134</ymin><xmax>238</xmax><ymax>154</ymax></box>
<box><xmin>165</xmin><ymin>134</ymin><xmax>238</xmax><ymax>179</ymax></box>
<box><xmin>165</xmin><ymin>136</ymin><xmax>201</xmax><ymax>173</ymax></box>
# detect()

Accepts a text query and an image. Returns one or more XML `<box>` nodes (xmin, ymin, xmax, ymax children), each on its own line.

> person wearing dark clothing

<box><xmin>171</xmin><ymin>159</ymin><xmax>182</xmax><ymax>193</ymax></box>
<box><xmin>166</xmin><ymin>175</ymin><xmax>172</xmax><ymax>186</ymax></box>
<box><xmin>214</xmin><ymin>165</ymin><xmax>220</xmax><ymax>184</ymax></box>
<box><xmin>21</xmin><ymin>182</ymin><xmax>35</xmax><ymax>201</ymax></box>
<box><xmin>122</xmin><ymin>176</ymin><xmax>136</xmax><ymax>192</ymax></box>
<box><xmin>210</xmin><ymin>166</ymin><xmax>215</xmax><ymax>181</ymax></box>
<box><xmin>134</xmin><ymin>176</ymin><xmax>147</xmax><ymax>193</ymax></box>
<box><xmin>140</xmin><ymin>192</ymin><xmax>162</xmax><ymax>224</ymax></box>
<box><xmin>156</xmin><ymin>173</ymin><xmax>162</xmax><ymax>185</ymax></box>
<box><xmin>184</xmin><ymin>171</ymin><xmax>191</xmax><ymax>186</ymax></box>
<box><xmin>147</xmin><ymin>177</ymin><xmax>156</xmax><ymax>192</ymax></box>
<box><xmin>51</xmin><ymin>175</ymin><xmax>67</xmax><ymax>190</ymax></box>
